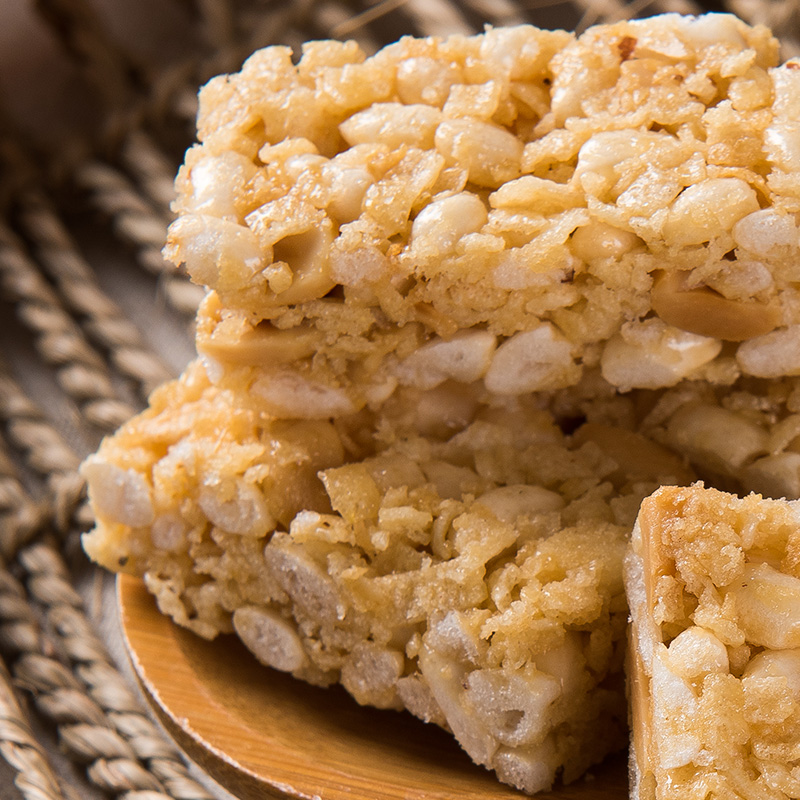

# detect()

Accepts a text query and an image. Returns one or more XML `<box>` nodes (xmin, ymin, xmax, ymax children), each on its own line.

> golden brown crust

<box><xmin>162</xmin><ymin>14</ymin><xmax>800</xmax><ymax>422</ymax></box>
<box><xmin>627</xmin><ymin>483</ymin><xmax>800</xmax><ymax>800</ymax></box>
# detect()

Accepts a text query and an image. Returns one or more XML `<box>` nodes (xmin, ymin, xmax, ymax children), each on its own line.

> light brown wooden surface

<box><xmin>118</xmin><ymin>574</ymin><xmax>629</xmax><ymax>800</ymax></box>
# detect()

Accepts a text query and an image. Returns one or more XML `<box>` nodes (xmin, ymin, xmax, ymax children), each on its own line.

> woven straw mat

<box><xmin>0</xmin><ymin>1</ymin><xmax>797</xmax><ymax>798</ymax></box>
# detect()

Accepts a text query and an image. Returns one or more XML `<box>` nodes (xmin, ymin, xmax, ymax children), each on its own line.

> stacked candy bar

<box><xmin>82</xmin><ymin>13</ymin><xmax>800</xmax><ymax>794</ymax></box>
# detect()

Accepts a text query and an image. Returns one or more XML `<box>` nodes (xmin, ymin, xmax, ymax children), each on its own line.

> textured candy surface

<box><xmin>627</xmin><ymin>484</ymin><xmax>800</xmax><ymax>800</ymax></box>
<box><xmin>163</xmin><ymin>13</ymin><xmax>800</xmax><ymax>421</ymax></box>
<box><xmin>81</xmin><ymin>13</ymin><xmax>800</xmax><ymax>795</ymax></box>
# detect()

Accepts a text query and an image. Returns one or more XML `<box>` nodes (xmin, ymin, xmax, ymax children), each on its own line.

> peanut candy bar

<box><xmin>626</xmin><ymin>484</ymin><xmax>800</xmax><ymax>799</ymax></box>
<box><xmin>81</xmin><ymin>358</ymin><xmax>697</xmax><ymax>793</ymax></box>
<box><xmin>164</xmin><ymin>14</ymin><xmax>800</xmax><ymax>421</ymax></box>
<box><xmin>81</xmin><ymin>11</ymin><xmax>800</xmax><ymax>796</ymax></box>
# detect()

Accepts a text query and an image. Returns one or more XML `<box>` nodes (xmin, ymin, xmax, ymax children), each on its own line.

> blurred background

<box><xmin>0</xmin><ymin>1</ymin><xmax>797</xmax><ymax>799</ymax></box>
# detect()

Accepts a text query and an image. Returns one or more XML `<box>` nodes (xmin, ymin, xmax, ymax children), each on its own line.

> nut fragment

<box><xmin>340</xmin><ymin>103</ymin><xmax>443</xmax><ymax>149</ymax></box>
<box><xmin>395</xmin><ymin>330</ymin><xmax>497</xmax><ymax>389</ymax></box>
<box><xmin>268</xmin><ymin>222</ymin><xmax>337</xmax><ymax>305</ymax></box>
<box><xmin>742</xmin><ymin>649</ymin><xmax>800</xmax><ymax>691</ymax></box>
<box><xmin>233</xmin><ymin>605</ymin><xmax>309</xmax><ymax>673</ymax></box>
<box><xmin>650</xmin><ymin>648</ymin><xmax>701</xmax><ymax>769</ymax></box>
<box><xmin>574</xmin><ymin>130</ymin><xmax>681</xmax><ymax>199</ymax></box>
<box><xmin>663</xmin><ymin>627</ymin><xmax>729</xmax><ymax>681</ymax></box>
<box><xmin>165</xmin><ymin>213</ymin><xmax>264</xmax><ymax>289</ymax></box>
<box><xmin>476</xmin><ymin>485</ymin><xmax>564</xmax><ymax>524</ymax></box>
<box><xmin>435</xmin><ymin>118</ymin><xmax>523</xmax><ymax>188</ymax></box>
<box><xmin>732</xmin><ymin>209</ymin><xmax>798</xmax><ymax>257</ymax></box>
<box><xmin>730</xmin><ymin>563</ymin><xmax>800</xmax><ymax>649</ymax></box>
<box><xmin>570</xmin><ymin>222</ymin><xmax>641</xmax><ymax>262</ymax></box>
<box><xmin>187</xmin><ymin>152</ymin><xmax>259</xmax><ymax>219</ymax></box>
<box><xmin>409</xmin><ymin>192</ymin><xmax>488</xmax><ymax>256</ymax></box>
<box><xmin>737</xmin><ymin>325</ymin><xmax>800</xmax><ymax>377</ymax></box>
<box><xmin>340</xmin><ymin>642</ymin><xmax>405</xmax><ymax>709</ymax></box>
<box><xmin>81</xmin><ymin>457</ymin><xmax>155</xmax><ymax>528</ymax></box>
<box><xmin>251</xmin><ymin>371</ymin><xmax>358</xmax><ymax>418</ymax></box>
<box><xmin>652</xmin><ymin>270</ymin><xmax>781</xmax><ymax>341</ymax></box>
<box><xmin>601</xmin><ymin>319</ymin><xmax>721</xmax><ymax>391</ymax></box>
<box><xmin>666</xmin><ymin>403</ymin><xmax>769</xmax><ymax>475</ymax></box>
<box><xmin>198</xmin><ymin>316</ymin><xmax>319</xmax><ymax>367</ymax></box>
<box><xmin>484</xmin><ymin>324</ymin><xmax>579</xmax><ymax>394</ymax></box>
<box><xmin>396</xmin><ymin>57</ymin><xmax>462</xmax><ymax>107</ymax></box>
<box><xmin>661</xmin><ymin>178</ymin><xmax>760</xmax><ymax>247</ymax></box>
<box><xmin>465</xmin><ymin>666</ymin><xmax>561</xmax><ymax>747</ymax></box>
<box><xmin>743</xmin><ymin>452</ymin><xmax>800</xmax><ymax>499</ymax></box>
<box><xmin>265</xmin><ymin>535</ymin><xmax>342</xmax><ymax>624</ymax></box>
<box><xmin>198</xmin><ymin>478</ymin><xmax>274</xmax><ymax>536</ymax></box>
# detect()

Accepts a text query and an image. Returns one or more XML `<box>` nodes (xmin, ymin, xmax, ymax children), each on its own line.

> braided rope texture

<box><xmin>0</xmin><ymin>0</ymin><xmax>796</xmax><ymax>797</ymax></box>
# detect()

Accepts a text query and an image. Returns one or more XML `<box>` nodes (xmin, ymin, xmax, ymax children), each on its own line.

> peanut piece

<box><xmin>661</xmin><ymin>178</ymin><xmax>759</xmax><ymax>247</ymax></box>
<box><xmin>269</xmin><ymin>223</ymin><xmax>336</xmax><ymax>305</ymax></box>
<box><xmin>666</xmin><ymin>403</ymin><xmax>769</xmax><ymax>474</ymax></box>
<box><xmin>730</xmin><ymin>563</ymin><xmax>800</xmax><ymax>649</ymax></box>
<box><xmin>476</xmin><ymin>485</ymin><xmax>564</xmax><ymax>524</ymax></box>
<box><xmin>410</xmin><ymin>192</ymin><xmax>488</xmax><ymax>256</ymax></box>
<box><xmin>340</xmin><ymin>103</ymin><xmax>443</xmax><ymax>150</ymax></box>
<box><xmin>743</xmin><ymin>452</ymin><xmax>800</xmax><ymax>501</ymax></box>
<box><xmin>737</xmin><ymin>325</ymin><xmax>800</xmax><ymax>377</ymax></box>
<box><xmin>395</xmin><ymin>330</ymin><xmax>496</xmax><ymax>390</ymax></box>
<box><xmin>484</xmin><ymin>324</ymin><xmax>579</xmax><ymax>394</ymax></box>
<box><xmin>81</xmin><ymin>457</ymin><xmax>154</xmax><ymax>528</ymax></box>
<box><xmin>601</xmin><ymin>319</ymin><xmax>721</xmax><ymax>391</ymax></box>
<box><xmin>652</xmin><ymin>270</ymin><xmax>781</xmax><ymax>341</ymax></box>
<box><xmin>198</xmin><ymin>318</ymin><xmax>319</xmax><ymax>366</ymax></box>
<box><xmin>435</xmin><ymin>118</ymin><xmax>523</xmax><ymax>188</ymax></box>
<box><xmin>251</xmin><ymin>371</ymin><xmax>358</xmax><ymax>419</ymax></box>
<box><xmin>233</xmin><ymin>606</ymin><xmax>310</xmax><ymax>673</ymax></box>
<box><xmin>197</xmin><ymin>478</ymin><xmax>274</xmax><ymax>536</ymax></box>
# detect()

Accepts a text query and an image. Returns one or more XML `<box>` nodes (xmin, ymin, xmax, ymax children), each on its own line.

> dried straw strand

<box><xmin>0</xmin><ymin>222</ymin><xmax>139</xmax><ymax>432</ymax></box>
<box><xmin>330</xmin><ymin>0</ymin><xmax>416</xmax><ymax>38</ymax></box>
<box><xmin>461</xmin><ymin>0</ymin><xmax>530</xmax><ymax>25</ymax></box>
<box><xmin>0</xmin><ymin>653</ymin><xmax>68</xmax><ymax>800</ymax></box>
<box><xmin>119</xmin><ymin>133</ymin><xmax>178</xmax><ymax>218</ymax></box>
<box><xmin>70</xmin><ymin>162</ymin><xmax>202</xmax><ymax>315</ymax></box>
<box><xmin>404</xmin><ymin>0</ymin><xmax>477</xmax><ymax>36</ymax></box>
<box><xmin>318</xmin><ymin>1</ymin><xmax>383</xmax><ymax>51</ymax></box>
<box><xmin>16</xmin><ymin>192</ymin><xmax>174</xmax><ymax>398</ymax></box>
<box><xmin>569</xmin><ymin>0</ymin><xmax>702</xmax><ymax>27</ymax></box>
<box><xmin>13</xmin><ymin>542</ymin><xmax>215</xmax><ymax>800</ymax></box>
<box><xmin>0</xmin><ymin>447</ymin><xmax>47</xmax><ymax>561</ymax></box>
<box><xmin>0</xmin><ymin>370</ymin><xmax>89</xmax><ymax>533</ymax></box>
<box><xmin>727</xmin><ymin>0</ymin><xmax>800</xmax><ymax>57</ymax></box>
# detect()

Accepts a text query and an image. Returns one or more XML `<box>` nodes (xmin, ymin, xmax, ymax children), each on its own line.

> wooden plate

<box><xmin>118</xmin><ymin>574</ymin><xmax>628</xmax><ymax>800</ymax></box>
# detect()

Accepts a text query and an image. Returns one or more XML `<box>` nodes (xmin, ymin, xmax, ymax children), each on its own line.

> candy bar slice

<box><xmin>81</xmin><ymin>358</ymin><xmax>696</xmax><ymax>793</ymax></box>
<box><xmin>164</xmin><ymin>14</ymin><xmax>800</xmax><ymax>421</ymax></box>
<box><xmin>626</xmin><ymin>484</ymin><xmax>800</xmax><ymax>799</ymax></box>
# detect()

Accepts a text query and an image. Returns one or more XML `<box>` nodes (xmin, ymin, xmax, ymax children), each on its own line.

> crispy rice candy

<box><xmin>81</xmin><ymin>12</ymin><xmax>800</xmax><ymax>796</ymax></box>
<box><xmin>82</xmin><ymin>359</ymin><xmax>698</xmax><ymax>793</ymax></box>
<box><xmin>162</xmin><ymin>14</ymin><xmax>800</xmax><ymax>421</ymax></box>
<box><xmin>626</xmin><ymin>484</ymin><xmax>800</xmax><ymax>800</ymax></box>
